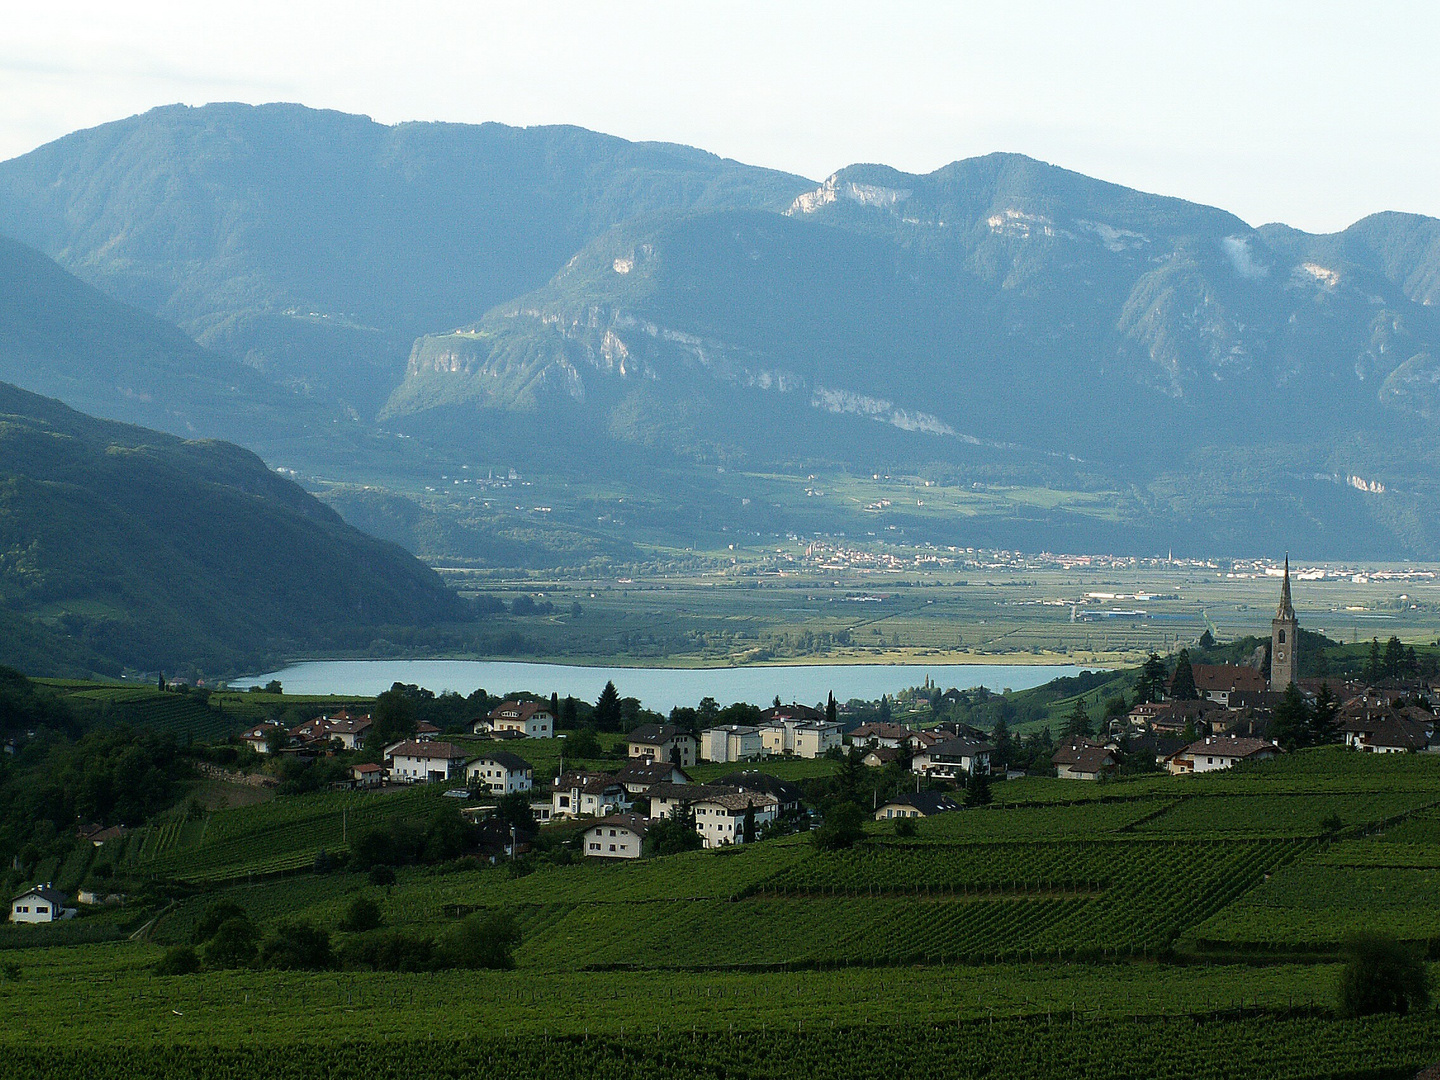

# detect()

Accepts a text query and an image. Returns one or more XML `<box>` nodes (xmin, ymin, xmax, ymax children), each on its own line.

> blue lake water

<box><xmin>231</xmin><ymin>660</ymin><xmax>1092</xmax><ymax>713</ymax></box>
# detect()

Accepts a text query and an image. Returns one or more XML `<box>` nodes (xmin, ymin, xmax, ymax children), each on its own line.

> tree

<box><xmin>826</xmin><ymin>692</ymin><xmax>837</xmax><ymax>726</ymax></box>
<box><xmin>437</xmin><ymin>910</ymin><xmax>521</xmax><ymax>970</ymax></box>
<box><xmin>1310</xmin><ymin>683</ymin><xmax>1340</xmax><ymax>745</ymax></box>
<box><xmin>1061</xmin><ymin>698</ymin><xmax>1092</xmax><ymax>740</ymax></box>
<box><xmin>367</xmin><ymin>686</ymin><xmax>416</xmax><ymax>750</ymax></box>
<box><xmin>964</xmin><ymin>771</ymin><xmax>992</xmax><ymax>807</ymax></box>
<box><xmin>1270</xmin><ymin>681</ymin><xmax>1312</xmax><ymax>750</ymax></box>
<box><xmin>812</xmin><ymin>802</ymin><xmax>865</xmax><ymax>851</ymax></box>
<box><xmin>990</xmin><ymin>717</ymin><xmax>1013</xmax><ymax>771</ymax></box>
<box><xmin>338</xmin><ymin>893</ymin><xmax>383</xmax><ymax>933</ymax></box>
<box><xmin>1366</xmin><ymin>638</ymin><xmax>1383</xmax><ymax>684</ymax></box>
<box><xmin>193</xmin><ymin>901</ymin><xmax>247</xmax><ymax>945</ymax></box>
<box><xmin>645</xmin><ymin>804</ymin><xmax>704</xmax><ymax>855</ymax></box>
<box><xmin>1198</xmin><ymin>629</ymin><xmax>1215</xmax><ymax>650</ymax></box>
<box><xmin>593</xmin><ymin>681</ymin><xmax>622</xmax><ymax>732</ymax></box>
<box><xmin>1336</xmin><ymin>933</ymin><xmax>1431</xmax><ymax>1017</ymax></box>
<box><xmin>259</xmin><ymin>921</ymin><xmax>334</xmax><ymax>970</ymax></box>
<box><xmin>1384</xmin><ymin>636</ymin><xmax>1406</xmax><ymax>680</ymax></box>
<box><xmin>878</xmin><ymin>695</ymin><xmax>892</xmax><ymax>724</ymax></box>
<box><xmin>495</xmin><ymin>791</ymin><xmax>536</xmax><ymax>832</ymax></box>
<box><xmin>565</xmin><ymin>726</ymin><xmax>601</xmax><ymax>758</ymax></box>
<box><xmin>155</xmin><ymin>945</ymin><xmax>200</xmax><ymax>976</ymax></box>
<box><xmin>1135</xmin><ymin>654</ymin><xmax>1167</xmax><ymax>704</ymax></box>
<box><xmin>1169</xmin><ymin>650</ymin><xmax>1198</xmax><ymax>700</ymax></box>
<box><xmin>203</xmin><ymin>916</ymin><xmax>259</xmax><ymax>969</ymax></box>
<box><xmin>742</xmin><ymin>802</ymin><xmax>757</xmax><ymax>844</ymax></box>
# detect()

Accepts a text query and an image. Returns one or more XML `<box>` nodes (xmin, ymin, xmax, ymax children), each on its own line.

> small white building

<box><xmin>11</xmin><ymin>884</ymin><xmax>72</xmax><ymax>923</ymax></box>
<box><xmin>912</xmin><ymin>738</ymin><xmax>992</xmax><ymax>779</ymax></box>
<box><xmin>583</xmin><ymin>813</ymin><xmax>650</xmax><ymax>859</ymax></box>
<box><xmin>238</xmin><ymin>723</ymin><xmax>279</xmax><ymax>754</ymax></box>
<box><xmin>1168</xmin><ymin>735</ymin><xmax>1282</xmax><ymax>774</ymax></box>
<box><xmin>760</xmin><ymin>717</ymin><xmax>845</xmax><ymax>759</ymax></box>
<box><xmin>480</xmin><ymin>701</ymin><xmax>554</xmax><ymax>738</ymax></box>
<box><xmin>552</xmin><ymin>771</ymin><xmax>629</xmax><ymax>818</ymax></box>
<box><xmin>627</xmin><ymin>724</ymin><xmax>697</xmax><ymax>768</ymax></box>
<box><xmin>692</xmin><ymin>792</ymin><xmax>780</xmax><ymax>848</ymax></box>
<box><xmin>466</xmin><ymin>751</ymin><xmax>534</xmax><ymax>795</ymax></box>
<box><xmin>700</xmin><ymin>724</ymin><xmax>764</xmax><ymax>763</ymax></box>
<box><xmin>386</xmin><ymin>741</ymin><xmax>467</xmax><ymax>783</ymax></box>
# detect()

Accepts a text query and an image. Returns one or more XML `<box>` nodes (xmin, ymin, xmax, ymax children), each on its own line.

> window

<box><xmin>35</xmin><ymin>907</ymin><xmax>47</xmax><ymax>915</ymax></box>
<box><xmin>1278</xmin><ymin>629</ymin><xmax>1286</xmax><ymax>644</ymax></box>
<box><xmin>1207</xmin><ymin>757</ymin><xmax>1214</xmax><ymax>765</ymax></box>
<box><xmin>608</xmin><ymin>844</ymin><xmax>616</xmax><ymax>852</ymax></box>
<box><xmin>589</xmin><ymin>842</ymin><xmax>600</xmax><ymax>850</ymax></box>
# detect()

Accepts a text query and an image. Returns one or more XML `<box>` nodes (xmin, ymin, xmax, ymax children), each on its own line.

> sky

<box><xmin>2</xmin><ymin>1</ymin><xmax>1436</xmax><ymax>233</ymax></box>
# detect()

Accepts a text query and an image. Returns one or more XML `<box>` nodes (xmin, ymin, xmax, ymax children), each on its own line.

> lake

<box><xmin>231</xmin><ymin>660</ymin><xmax>1093</xmax><ymax>712</ymax></box>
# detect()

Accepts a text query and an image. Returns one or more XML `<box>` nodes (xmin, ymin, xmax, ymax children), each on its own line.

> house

<box><xmin>849</xmin><ymin>722</ymin><xmax>916</xmax><ymax>750</ymax></box>
<box><xmin>862</xmin><ymin>746</ymin><xmax>901</xmax><ymax>768</ymax></box>
<box><xmin>646</xmin><ymin>782</ymin><xmax>737</xmax><ymax>820</ymax></box>
<box><xmin>385</xmin><ymin>741</ymin><xmax>468</xmax><ymax>783</ymax></box>
<box><xmin>583</xmin><ymin>813</ymin><xmax>650</xmax><ymax>859</ymax></box>
<box><xmin>238</xmin><ymin>723</ymin><xmax>280</xmax><ymax>754</ymax></box>
<box><xmin>912</xmin><ymin>738</ymin><xmax>992</xmax><ymax>779</ymax></box>
<box><xmin>627</xmin><ymin>723</ymin><xmax>697</xmax><ymax>768</ymax></box>
<box><xmin>1191</xmin><ymin>664</ymin><xmax>1268</xmax><ymax>706</ymax></box>
<box><xmin>350</xmin><ymin>762</ymin><xmax>384</xmax><ymax>789</ymax></box>
<box><xmin>415</xmin><ymin>721</ymin><xmax>441</xmax><ymax>740</ymax></box>
<box><xmin>700</xmin><ymin>724</ymin><xmax>764</xmax><ymax>763</ymax></box>
<box><xmin>552</xmin><ymin>771</ymin><xmax>629</xmax><ymax>818</ymax></box>
<box><xmin>710</xmin><ymin>772</ymin><xmax>805</xmax><ymax>816</ymax></box>
<box><xmin>613</xmin><ymin>759</ymin><xmax>691</xmax><ymax>797</ymax></box>
<box><xmin>760</xmin><ymin>714</ymin><xmax>844</xmax><ymax>758</ymax></box>
<box><xmin>793</xmin><ymin>721</ymin><xmax>845</xmax><ymax>759</ymax></box>
<box><xmin>875</xmin><ymin>791</ymin><xmax>961</xmax><ymax>820</ymax></box>
<box><xmin>11</xmin><ymin>884</ymin><xmax>72</xmax><ymax>923</ymax></box>
<box><xmin>1355</xmin><ymin>716</ymin><xmax>1432</xmax><ymax>754</ymax></box>
<box><xmin>77</xmin><ymin>825</ymin><xmax>128</xmax><ymax>846</ymax></box>
<box><xmin>1052</xmin><ymin>739</ymin><xmax>1120</xmax><ymax>780</ymax></box>
<box><xmin>1125</xmin><ymin>699</ymin><xmax>1222</xmax><ymax>736</ymax></box>
<box><xmin>480</xmin><ymin>701</ymin><xmax>554</xmax><ymax>738</ymax></box>
<box><xmin>327</xmin><ymin>714</ymin><xmax>373</xmax><ymax>750</ymax></box>
<box><xmin>1167</xmin><ymin>735</ymin><xmax>1282</xmax><ymax>774</ymax></box>
<box><xmin>289</xmin><ymin>716</ymin><xmax>336</xmax><ymax>745</ymax></box>
<box><xmin>691</xmin><ymin>792</ymin><xmax>780</xmax><ymax>848</ymax></box>
<box><xmin>465</xmin><ymin>751</ymin><xmax>534</xmax><ymax>795</ymax></box>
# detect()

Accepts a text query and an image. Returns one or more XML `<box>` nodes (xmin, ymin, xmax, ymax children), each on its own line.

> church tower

<box><xmin>1270</xmin><ymin>556</ymin><xmax>1298</xmax><ymax>689</ymax></box>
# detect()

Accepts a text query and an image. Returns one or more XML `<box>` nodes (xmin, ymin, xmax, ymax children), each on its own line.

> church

<box><xmin>1270</xmin><ymin>556</ymin><xmax>1298</xmax><ymax>690</ymax></box>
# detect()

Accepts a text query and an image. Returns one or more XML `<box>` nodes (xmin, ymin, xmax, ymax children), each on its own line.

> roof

<box><xmin>628</xmin><ymin>723</ymin><xmax>690</xmax><ymax>744</ymax></box>
<box><xmin>1052</xmin><ymin>740</ymin><xmax>1118</xmax><ymax>770</ymax></box>
<box><xmin>1177</xmin><ymin>736</ymin><xmax>1281</xmax><ymax>760</ymax></box>
<box><xmin>489</xmin><ymin>700</ymin><xmax>552</xmax><ymax>722</ymax></box>
<box><xmin>1360</xmin><ymin>717</ymin><xmax>1431</xmax><ymax>752</ymax></box>
<box><xmin>386</xmin><ymin>740</ymin><xmax>465</xmax><ymax>760</ymax></box>
<box><xmin>647</xmin><ymin>782</ymin><xmax>737</xmax><ymax>802</ymax></box>
<box><xmin>924</xmin><ymin>738</ymin><xmax>994</xmax><ymax>759</ymax></box>
<box><xmin>692</xmin><ymin>791</ymin><xmax>781</xmax><ymax>812</ymax></box>
<box><xmin>1192</xmin><ymin>664</ymin><xmax>1268</xmax><ymax>693</ymax></box>
<box><xmin>13</xmin><ymin>884</ymin><xmax>66</xmax><ymax>906</ymax></box>
<box><xmin>882</xmin><ymin>791</ymin><xmax>960</xmax><ymax>815</ymax></box>
<box><xmin>587</xmin><ymin>813</ymin><xmax>651</xmax><ymax>838</ymax></box>
<box><xmin>862</xmin><ymin>746</ymin><xmax>901</xmax><ymax>764</ymax></box>
<box><xmin>763</xmin><ymin>703</ymin><xmax>825</xmax><ymax>723</ymax></box>
<box><xmin>555</xmin><ymin>770</ymin><xmax>623</xmax><ymax>794</ymax></box>
<box><xmin>328</xmin><ymin>717</ymin><xmax>372</xmax><ymax>735</ymax></box>
<box><xmin>353</xmin><ymin>763</ymin><xmax>383</xmax><ymax>773</ymax></box>
<box><xmin>415</xmin><ymin>721</ymin><xmax>441</xmax><ymax>735</ymax></box>
<box><xmin>615</xmin><ymin>760</ymin><xmax>691</xmax><ymax>784</ymax></box>
<box><xmin>711</xmin><ymin>771</ymin><xmax>804</xmax><ymax>805</ymax></box>
<box><xmin>239</xmin><ymin>723</ymin><xmax>279</xmax><ymax>740</ymax></box>
<box><xmin>701</xmin><ymin>724</ymin><xmax>759</xmax><ymax>736</ymax></box>
<box><xmin>470</xmin><ymin>750</ymin><xmax>532</xmax><ymax>772</ymax></box>
<box><xmin>850</xmin><ymin>722</ymin><xmax>915</xmax><ymax>741</ymax></box>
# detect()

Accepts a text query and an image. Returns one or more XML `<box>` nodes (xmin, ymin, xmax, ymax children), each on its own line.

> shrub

<box><xmin>258</xmin><ymin>921</ymin><xmax>334</xmax><ymax>971</ymax></box>
<box><xmin>192</xmin><ymin>900</ymin><xmax>247</xmax><ymax>945</ymax></box>
<box><xmin>1337</xmin><ymin>933</ymin><xmax>1431</xmax><ymax>1017</ymax></box>
<box><xmin>202</xmin><ymin>917</ymin><xmax>259</xmax><ymax>969</ymax></box>
<box><xmin>155</xmin><ymin>945</ymin><xmax>200</xmax><ymax>976</ymax></box>
<box><xmin>812</xmin><ymin>803</ymin><xmax>866</xmax><ymax>851</ymax></box>
<box><xmin>894</xmin><ymin>817</ymin><xmax>917</xmax><ymax>838</ymax></box>
<box><xmin>436</xmin><ymin>911</ymin><xmax>521</xmax><ymax>971</ymax></box>
<box><xmin>337</xmin><ymin>929</ymin><xmax>436</xmax><ymax>972</ymax></box>
<box><xmin>338</xmin><ymin>892</ymin><xmax>383</xmax><ymax>933</ymax></box>
<box><xmin>368</xmin><ymin>865</ymin><xmax>397</xmax><ymax>886</ymax></box>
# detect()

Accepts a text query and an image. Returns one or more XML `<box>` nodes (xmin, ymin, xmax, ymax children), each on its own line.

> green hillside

<box><xmin>0</xmin><ymin>381</ymin><xmax>467</xmax><ymax>677</ymax></box>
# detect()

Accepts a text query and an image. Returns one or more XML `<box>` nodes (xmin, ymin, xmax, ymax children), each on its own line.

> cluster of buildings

<box><xmin>698</xmin><ymin>704</ymin><xmax>844</xmax><ymax>763</ymax></box>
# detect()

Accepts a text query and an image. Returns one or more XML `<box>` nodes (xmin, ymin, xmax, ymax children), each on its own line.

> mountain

<box><xmin>0</xmin><ymin>234</ymin><xmax>344</xmax><ymax>452</ymax></box>
<box><xmin>0</xmin><ymin>103</ymin><xmax>809</xmax><ymax>417</ymax></box>
<box><xmin>0</xmin><ymin>382</ymin><xmax>467</xmax><ymax>677</ymax></box>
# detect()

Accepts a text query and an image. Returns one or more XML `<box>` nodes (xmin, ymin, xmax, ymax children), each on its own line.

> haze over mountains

<box><xmin>2</xmin><ymin>103</ymin><xmax>1440</xmax><ymax>559</ymax></box>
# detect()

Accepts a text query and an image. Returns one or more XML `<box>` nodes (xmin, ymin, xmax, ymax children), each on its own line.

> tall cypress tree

<box><xmin>1170</xmin><ymin>650</ymin><xmax>1199</xmax><ymax>701</ymax></box>
<box><xmin>594</xmin><ymin>681</ymin><xmax>622</xmax><ymax>733</ymax></box>
<box><xmin>1062</xmin><ymin>698</ymin><xmax>1092</xmax><ymax>739</ymax></box>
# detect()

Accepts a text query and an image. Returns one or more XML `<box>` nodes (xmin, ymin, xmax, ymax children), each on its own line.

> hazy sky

<box><xmin>3</xmin><ymin>1</ymin><xmax>1435</xmax><ymax>233</ymax></box>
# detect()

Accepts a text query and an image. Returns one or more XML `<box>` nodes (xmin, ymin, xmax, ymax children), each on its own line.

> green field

<box><xmin>9</xmin><ymin>747</ymin><xmax>1440</xmax><ymax>1077</ymax></box>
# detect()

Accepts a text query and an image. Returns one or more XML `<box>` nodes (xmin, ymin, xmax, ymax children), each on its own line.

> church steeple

<box><xmin>1270</xmin><ymin>554</ymin><xmax>1299</xmax><ymax>689</ymax></box>
<box><xmin>1276</xmin><ymin>554</ymin><xmax>1294</xmax><ymax>621</ymax></box>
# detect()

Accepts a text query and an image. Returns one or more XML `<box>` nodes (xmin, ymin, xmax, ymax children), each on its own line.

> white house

<box><xmin>1167</xmin><ymin>735</ymin><xmax>1281</xmax><ymax>774</ymax></box>
<box><xmin>760</xmin><ymin>716</ymin><xmax>844</xmax><ymax>759</ymax></box>
<box><xmin>849</xmin><ymin>722</ymin><xmax>916</xmax><ymax>750</ymax></box>
<box><xmin>700</xmin><ymin>724</ymin><xmax>764</xmax><ymax>763</ymax></box>
<box><xmin>583</xmin><ymin>813</ymin><xmax>650</xmax><ymax>859</ymax></box>
<box><xmin>479</xmin><ymin>701</ymin><xmax>554</xmax><ymax>738</ymax></box>
<box><xmin>875</xmin><ymin>791</ymin><xmax>961</xmax><ymax>820</ymax></box>
<box><xmin>385</xmin><ymin>741</ymin><xmax>468</xmax><ymax>783</ymax></box>
<box><xmin>11</xmin><ymin>884</ymin><xmax>72</xmax><ymax>923</ymax></box>
<box><xmin>238</xmin><ymin>723</ymin><xmax>279</xmax><ymax>754</ymax></box>
<box><xmin>912</xmin><ymin>738</ymin><xmax>992</xmax><ymax>779</ymax></box>
<box><xmin>692</xmin><ymin>792</ymin><xmax>780</xmax><ymax>848</ymax></box>
<box><xmin>627</xmin><ymin>724</ymin><xmax>697</xmax><ymax>768</ymax></box>
<box><xmin>350</xmin><ymin>762</ymin><xmax>384</xmax><ymax>789</ymax></box>
<box><xmin>552</xmin><ymin>771</ymin><xmax>629</xmax><ymax>818</ymax></box>
<box><xmin>465</xmin><ymin>751</ymin><xmax>534</xmax><ymax>795</ymax></box>
<box><xmin>613</xmin><ymin>759</ymin><xmax>690</xmax><ymax>797</ymax></box>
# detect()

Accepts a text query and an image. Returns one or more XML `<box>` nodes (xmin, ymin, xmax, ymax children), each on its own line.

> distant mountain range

<box><xmin>0</xmin><ymin>381</ymin><xmax>466</xmax><ymax>677</ymax></box>
<box><xmin>2</xmin><ymin>103</ymin><xmax>1440</xmax><ymax>559</ymax></box>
